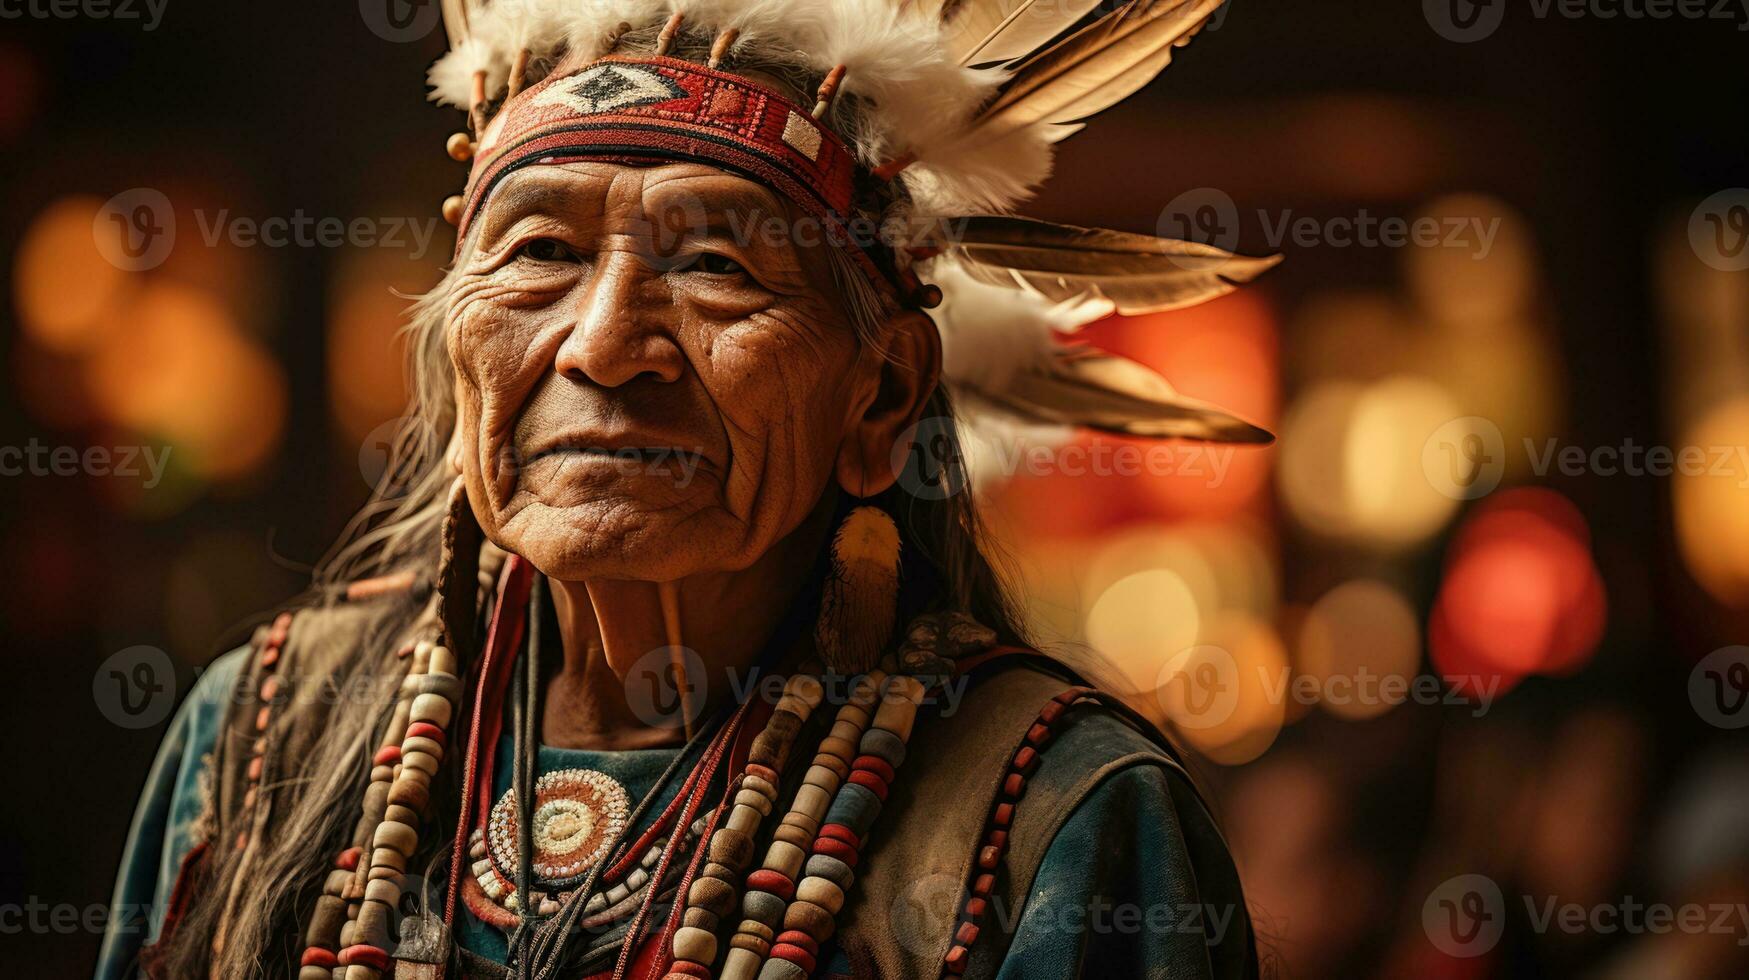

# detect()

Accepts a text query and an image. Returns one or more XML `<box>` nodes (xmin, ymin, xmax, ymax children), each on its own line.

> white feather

<box><xmin>907</xmin><ymin>120</ymin><xmax>1078</xmax><ymax>216</ymax></box>
<box><xmin>560</xmin><ymin>0</ymin><xmax>659</xmax><ymax>62</ymax></box>
<box><xmin>953</xmin><ymin>389</ymin><xmax>1076</xmax><ymax>489</ymax></box>
<box><xmin>428</xmin><ymin>36</ymin><xmax>508</xmax><ymax>107</ymax></box>
<box><xmin>926</xmin><ymin>252</ymin><xmax>1113</xmax><ymax>395</ymax></box>
<box><xmin>809</xmin><ymin>0</ymin><xmax>998</xmax><ymax>167</ymax></box>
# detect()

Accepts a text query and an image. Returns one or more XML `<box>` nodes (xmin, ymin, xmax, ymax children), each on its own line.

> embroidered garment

<box><xmin>97</xmin><ymin>647</ymin><xmax>1250</xmax><ymax>980</ymax></box>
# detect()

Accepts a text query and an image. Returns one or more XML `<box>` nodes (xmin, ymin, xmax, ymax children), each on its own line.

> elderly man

<box><xmin>100</xmin><ymin>2</ymin><xmax>1271</xmax><ymax>978</ymax></box>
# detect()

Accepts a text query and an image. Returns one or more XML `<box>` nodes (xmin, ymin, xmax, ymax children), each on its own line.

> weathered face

<box><xmin>447</xmin><ymin>161</ymin><xmax>935</xmax><ymax>582</ymax></box>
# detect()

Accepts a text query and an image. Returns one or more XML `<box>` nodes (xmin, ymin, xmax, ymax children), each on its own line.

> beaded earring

<box><xmin>813</xmin><ymin>506</ymin><xmax>901</xmax><ymax>675</ymax></box>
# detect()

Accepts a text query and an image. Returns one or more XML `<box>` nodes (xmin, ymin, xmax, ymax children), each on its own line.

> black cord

<box><xmin>508</xmin><ymin>575</ymin><xmax>544</xmax><ymax>975</ymax></box>
<box><xmin>527</xmin><ymin>708</ymin><xmax>726</xmax><ymax>980</ymax></box>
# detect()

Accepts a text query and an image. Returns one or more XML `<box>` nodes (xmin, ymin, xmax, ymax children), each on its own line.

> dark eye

<box><xmin>685</xmin><ymin>252</ymin><xmax>745</xmax><ymax>276</ymax></box>
<box><xmin>516</xmin><ymin>238</ymin><xmax>578</xmax><ymax>263</ymax></box>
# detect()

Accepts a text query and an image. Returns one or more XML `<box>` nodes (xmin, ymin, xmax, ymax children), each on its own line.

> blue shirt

<box><xmin>98</xmin><ymin>646</ymin><xmax>1229</xmax><ymax>979</ymax></box>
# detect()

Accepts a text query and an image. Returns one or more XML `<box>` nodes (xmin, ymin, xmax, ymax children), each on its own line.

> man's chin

<box><xmin>489</xmin><ymin>501</ymin><xmax>727</xmax><ymax>582</ymax></box>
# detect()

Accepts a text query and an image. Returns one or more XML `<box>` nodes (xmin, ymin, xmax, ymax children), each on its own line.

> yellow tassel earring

<box><xmin>814</xmin><ymin>506</ymin><xmax>901</xmax><ymax>674</ymax></box>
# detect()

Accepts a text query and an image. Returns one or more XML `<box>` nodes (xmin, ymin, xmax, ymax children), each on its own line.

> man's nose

<box><xmin>553</xmin><ymin>249</ymin><xmax>686</xmax><ymax>387</ymax></box>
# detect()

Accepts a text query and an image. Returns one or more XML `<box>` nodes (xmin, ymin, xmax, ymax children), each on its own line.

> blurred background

<box><xmin>3</xmin><ymin>2</ymin><xmax>1748</xmax><ymax>977</ymax></box>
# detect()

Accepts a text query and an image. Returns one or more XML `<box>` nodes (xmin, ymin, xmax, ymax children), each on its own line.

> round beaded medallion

<box><xmin>486</xmin><ymin>768</ymin><xmax>631</xmax><ymax>883</ymax></box>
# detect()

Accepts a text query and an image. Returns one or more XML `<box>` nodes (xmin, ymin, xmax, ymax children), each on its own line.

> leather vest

<box><xmin>197</xmin><ymin>544</ymin><xmax>1254</xmax><ymax>979</ymax></box>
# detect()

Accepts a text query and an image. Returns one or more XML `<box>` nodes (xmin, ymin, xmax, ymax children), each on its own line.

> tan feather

<box><xmin>945</xmin><ymin>0</ymin><xmax>1104</xmax><ymax>66</ymax></box>
<box><xmin>976</xmin><ymin>0</ymin><xmax>1226</xmax><ymax>139</ymax></box>
<box><xmin>441</xmin><ymin>0</ymin><xmax>476</xmax><ymax>48</ymax></box>
<box><xmin>927</xmin><ymin>215</ymin><xmax>1282</xmax><ymax>314</ymax></box>
<box><xmin>988</xmin><ymin>344</ymin><xmax>1274</xmax><ymax>442</ymax></box>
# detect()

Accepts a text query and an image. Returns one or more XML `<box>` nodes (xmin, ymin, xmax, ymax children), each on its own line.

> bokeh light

<box><xmin>327</xmin><ymin>252</ymin><xmax>414</xmax><ymax>447</ymax></box>
<box><xmin>1299</xmin><ymin>579</ymin><xmax>1421</xmax><ymax>721</ymax></box>
<box><xmin>1085</xmin><ymin>567</ymin><xmax>1202</xmax><ymax>701</ymax></box>
<box><xmin>1431</xmin><ymin>489</ymin><xmax>1606</xmax><ymax>690</ymax></box>
<box><xmin>13</xmin><ymin>196</ymin><xmax>132</xmax><ymax>354</ymax></box>
<box><xmin>84</xmin><ymin>281</ymin><xmax>287</xmax><ymax>480</ymax></box>
<box><xmin>1278</xmin><ymin>375</ymin><xmax>1465</xmax><ymax>548</ymax></box>
<box><xmin>1672</xmin><ymin>396</ymin><xmax>1749</xmax><ymax>607</ymax></box>
<box><xmin>1405</xmin><ymin>194</ymin><xmax>1537</xmax><ymax>329</ymax></box>
<box><xmin>1160</xmin><ymin>612</ymin><xmax>1289</xmax><ymax>766</ymax></box>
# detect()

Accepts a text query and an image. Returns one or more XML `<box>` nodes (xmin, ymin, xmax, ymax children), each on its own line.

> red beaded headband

<box><xmin>454</xmin><ymin>55</ymin><xmax>897</xmax><ymax>289</ymax></box>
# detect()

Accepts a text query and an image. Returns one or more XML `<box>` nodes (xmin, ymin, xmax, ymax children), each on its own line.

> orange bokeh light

<box><xmin>84</xmin><ymin>281</ymin><xmax>286</xmax><ymax>479</ymax></box>
<box><xmin>13</xmin><ymin>196</ymin><xmax>132</xmax><ymax>354</ymax></box>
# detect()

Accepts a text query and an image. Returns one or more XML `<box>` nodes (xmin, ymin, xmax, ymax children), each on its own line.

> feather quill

<box><xmin>1000</xmin><ymin>344</ymin><xmax>1274</xmax><ymax>441</ymax></box>
<box><xmin>926</xmin><ymin>215</ymin><xmax>1281</xmax><ymax>314</ymax></box>
<box><xmin>976</xmin><ymin>0</ymin><xmax>1226</xmax><ymax>140</ymax></box>
<box><xmin>441</xmin><ymin>0</ymin><xmax>476</xmax><ymax>49</ymax></box>
<box><xmin>946</xmin><ymin>0</ymin><xmax>1104</xmax><ymax>66</ymax></box>
<box><xmin>926</xmin><ymin>252</ymin><xmax>1272</xmax><ymax>445</ymax></box>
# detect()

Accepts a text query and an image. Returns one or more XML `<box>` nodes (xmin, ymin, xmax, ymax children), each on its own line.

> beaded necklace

<box><xmin>297</xmin><ymin>550</ymin><xmax>944</xmax><ymax>980</ymax></box>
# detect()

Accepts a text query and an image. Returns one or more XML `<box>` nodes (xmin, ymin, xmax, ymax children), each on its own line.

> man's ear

<box><xmin>835</xmin><ymin>309</ymin><xmax>942</xmax><ymax>497</ymax></box>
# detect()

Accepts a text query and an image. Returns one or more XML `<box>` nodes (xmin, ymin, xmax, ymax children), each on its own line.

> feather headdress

<box><xmin>429</xmin><ymin>0</ymin><xmax>1277</xmax><ymax>448</ymax></box>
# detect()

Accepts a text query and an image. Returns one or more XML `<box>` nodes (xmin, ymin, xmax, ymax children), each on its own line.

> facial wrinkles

<box><xmin>709</xmin><ymin>305</ymin><xmax>850</xmax><ymax>527</ymax></box>
<box><xmin>448</xmin><ymin>161</ymin><xmax>870</xmax><ymax>574</ymax></box>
